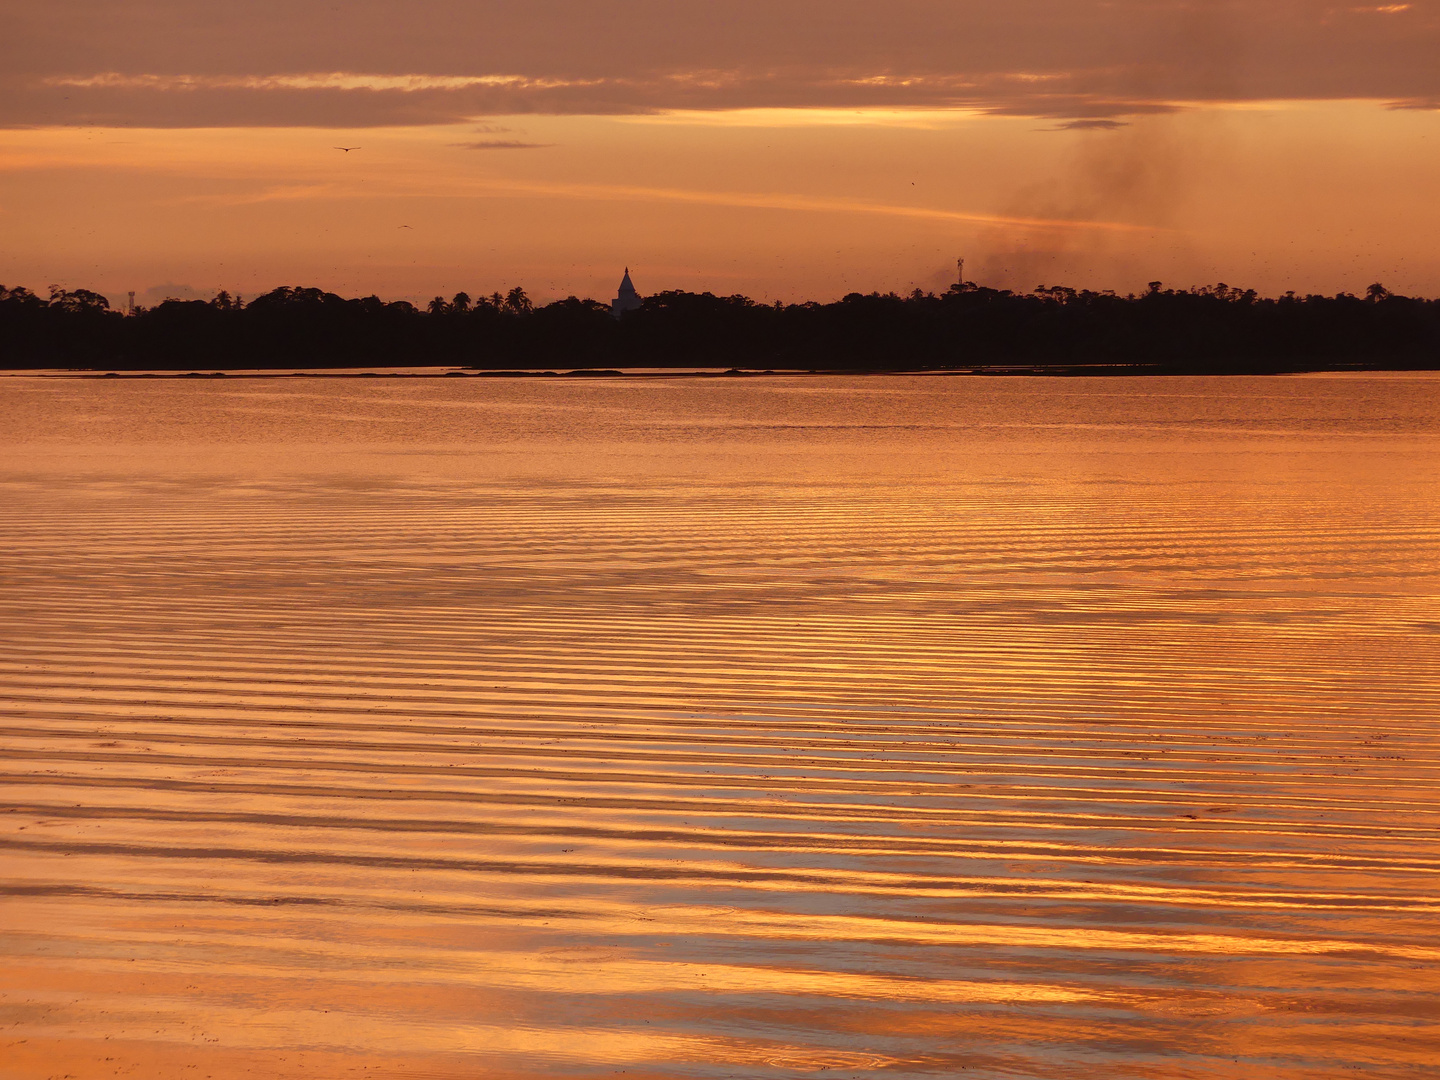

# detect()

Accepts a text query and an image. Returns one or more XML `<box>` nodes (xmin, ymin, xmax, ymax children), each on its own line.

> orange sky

<box><xmin>2</xmin><ymin>1</ymin><xmax>1438</xmax><ymax>305</ymax></box>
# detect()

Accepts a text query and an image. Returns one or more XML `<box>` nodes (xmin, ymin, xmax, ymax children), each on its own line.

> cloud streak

<box><xmin>171</xmin><ymin>170</ymin><xmax>1170</xmax><ymax>234</ymax></box>
<box><xmin>43</xmin><ymin>72</ymin><xmax>597</xmax><ymax>93</ymax></box>
<box><xmin>449</xmin><ymin>140</ymin><xmax>554</xmax><ymax>149</ymax></box>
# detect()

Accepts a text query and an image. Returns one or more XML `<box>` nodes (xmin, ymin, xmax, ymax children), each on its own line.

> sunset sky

<box><xmin>3</xmin><ymin>0</ymin><xmax>1438</xmax><ymax>305</ymax></box>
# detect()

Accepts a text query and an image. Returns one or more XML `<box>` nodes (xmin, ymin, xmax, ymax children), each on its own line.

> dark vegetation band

<box><xmin>3</xmin><ymin>282</ymin><xmax>1437</xmax><ymax>373</ymax></box>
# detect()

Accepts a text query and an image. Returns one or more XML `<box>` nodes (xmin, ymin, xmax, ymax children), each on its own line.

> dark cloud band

<box><xmin>5</xmin><ymin>0</ymin><xmax>1437</xmax><ymax>127</ymax></box>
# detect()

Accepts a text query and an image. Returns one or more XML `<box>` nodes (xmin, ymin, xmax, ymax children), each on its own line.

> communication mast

<box><xmin>956</xmin><ymin>257</ymin><xmax>965</xmax><ymax>287</ymax></box>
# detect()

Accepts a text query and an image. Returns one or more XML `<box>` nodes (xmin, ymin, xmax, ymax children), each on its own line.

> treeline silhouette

<box><xmin>2</xmin><ymin>281</ymin><xmax>1438</xmax><ymax>372</ymax></box>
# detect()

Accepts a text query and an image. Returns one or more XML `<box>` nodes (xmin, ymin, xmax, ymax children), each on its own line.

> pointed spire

<box><xmin>612</xmin><ymin>267</ymin><xmax>642</xmax><ymax>317</ymax></box>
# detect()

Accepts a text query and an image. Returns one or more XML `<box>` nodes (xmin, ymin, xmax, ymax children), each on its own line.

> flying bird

<box><xmin>398</xmin><ymin>225</ymin><xmax>413</xmax><ymax>229</ymax></box>
<box><xmin>334</xmin><ymin>146</ymin><xmax>361</xmax><ymax>152</ymax></box>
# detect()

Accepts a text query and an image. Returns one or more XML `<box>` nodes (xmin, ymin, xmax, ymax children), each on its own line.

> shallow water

<box><xmin>2</xmin><ymin>373</ymin><xmax>1439</xmax><ymax>1079</ymax></box>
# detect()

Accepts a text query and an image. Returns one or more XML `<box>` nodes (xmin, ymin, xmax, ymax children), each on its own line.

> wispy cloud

<box><xmin>449</xmin><ymin>140</ymin><xmax>554</xmax><ymax>150</ymax></box>
<box><xmin>499</xmin><ymin>180</ymin><xmax>1167</xmax><ymax>233</ymax></box>
<box><xmin>177</xmin><ymin>172</ymin><xmax>1169</xmax><ymax>233</ymax></box>
<box><xmin>175</xmin><ymin>183</ymin><xmax>347</xmax><ymax>207</ymax></box>
<box><xmin>613</xmin><ymin>107</ymin><xmax>981</xmax><ymax>128</ymax></box>
<box><xmin>42</xmin><ymin>72</ymin><xmax>600</xmax><ymax>93</ymax></box>
<box><xmin>1052</xmin><ymin>118</ymin><xmax>1129</xmax><ymax>130</ymax></box>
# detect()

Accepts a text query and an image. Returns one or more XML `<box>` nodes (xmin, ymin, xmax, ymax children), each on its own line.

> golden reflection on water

<box><xmin>2</xmin><ymin>374</ymin><xmax>1440</xmax><ymax>1079</ymax></box>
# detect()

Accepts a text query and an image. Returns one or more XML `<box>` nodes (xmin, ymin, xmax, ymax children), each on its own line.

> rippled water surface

<box><xmin>2</xmin><ymin>373</ymin><xmax>1439</xmax><ymax>1079</ymax></box>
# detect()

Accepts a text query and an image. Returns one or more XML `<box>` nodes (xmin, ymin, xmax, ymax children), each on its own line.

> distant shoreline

<box><xmin>6</xmin><ymin>363</ymin><xmax>1439</xmax><ymax>380</ymax></box>
<box><xmin>6</xmin><ymin>282</ymin><xmax>1437</xmax><ymax>373</ymax></box>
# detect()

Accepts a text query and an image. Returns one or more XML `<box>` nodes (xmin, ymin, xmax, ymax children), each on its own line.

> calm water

<box><xmin>2</xmin><ymin>374</ymin><xmax>1439</xmax><ymax>1079</ymax></box>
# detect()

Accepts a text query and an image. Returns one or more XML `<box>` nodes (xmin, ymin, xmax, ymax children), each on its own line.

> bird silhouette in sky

<box><xmin>398</xmin><ymin>225</ymin><xmax>413</xmax><ymax>229</ymax></box>
<box><xmin>334</xmin><ymin>146</ymin><xmax>361</xmax><ymax>152</ymax></box>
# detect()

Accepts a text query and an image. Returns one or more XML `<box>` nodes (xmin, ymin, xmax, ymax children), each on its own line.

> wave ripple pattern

<box><xmin>2</xmin><ymin>375</ymin><xmax>1440</xmax><ymax>1079</ymax></box>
